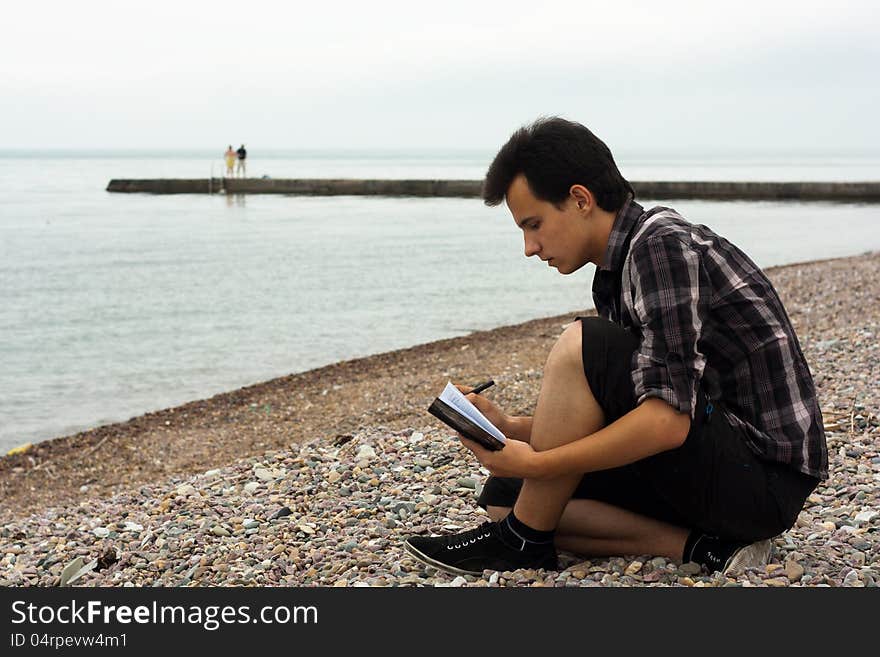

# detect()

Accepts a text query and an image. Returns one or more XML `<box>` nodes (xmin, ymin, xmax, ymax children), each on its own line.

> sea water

<box><xmin>1</xmin><ymin>150</ymin><xmax>879</xmax><ymax>452</ymax></box>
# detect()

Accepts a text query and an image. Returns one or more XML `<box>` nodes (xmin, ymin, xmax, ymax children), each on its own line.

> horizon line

<box><xmin>3</xmin><ymin>146</ymin><xmax>880</xmax><ymax>158</ymax></box>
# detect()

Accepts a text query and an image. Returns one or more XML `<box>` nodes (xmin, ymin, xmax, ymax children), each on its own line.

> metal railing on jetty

<box><xmin>105</xmin><ymin>178</ymin><xmax>880</xmax><ymax>202</ymax></box>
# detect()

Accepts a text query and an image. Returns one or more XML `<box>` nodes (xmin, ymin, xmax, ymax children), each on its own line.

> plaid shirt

<box><xmin>592</xmin><ymin>196</ymin><xmax>827</xmax><ymax>479</ymax></box>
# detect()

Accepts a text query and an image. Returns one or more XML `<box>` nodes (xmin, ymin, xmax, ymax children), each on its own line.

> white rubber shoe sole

<box><xmin>403</xmin><ymin>540</ymin><xmax>484</xmax><ymax>576</ymax></box>
<box><xmin>722</xmin><ymin>539</ymin><xmax>773</xmax><ymax>576</ymax></box>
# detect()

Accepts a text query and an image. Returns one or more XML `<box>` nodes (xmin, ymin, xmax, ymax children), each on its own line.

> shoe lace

<box><xmin>444</xmin><ymin>522</ymin><xmax>495</xmax><ymax>551</ymax></box>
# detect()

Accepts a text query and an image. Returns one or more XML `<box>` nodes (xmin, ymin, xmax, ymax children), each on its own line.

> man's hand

<box><xmin>454</xmin><ymin>384</ymin><xmax>511</xmax><ymax>435</ymax></box>
<box><xmin>457</xmin><ymin>435</ymin><xmax>546</xmax><ymax>479</ymax></box>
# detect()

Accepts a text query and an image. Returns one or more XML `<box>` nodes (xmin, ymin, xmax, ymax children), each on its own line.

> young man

<box><xmin>236</xmin><ymin>144</ymin><xmax>247</xmax><ymax>177</ymax></box>
<box><xmin>404</xmin><ymin>117</ymin><xmax>827</xmax><ymax>577</ymax></box>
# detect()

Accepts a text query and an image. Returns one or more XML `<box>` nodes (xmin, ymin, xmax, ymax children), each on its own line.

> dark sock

<box><xmin>499</xmin><ymin>511</ymin><xmax>554</xmax><ymax>551</ymax></box>
<box><xmin>683</xmin><ymin>531</ymin><xmax>742</xmax><ymax>572</ymax></box>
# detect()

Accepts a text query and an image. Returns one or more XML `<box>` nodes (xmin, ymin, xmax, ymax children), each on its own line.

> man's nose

<box><xmin>524</xmin><ymin>236</ymin><xmax>540</xmax><ymax>258</ymax></box>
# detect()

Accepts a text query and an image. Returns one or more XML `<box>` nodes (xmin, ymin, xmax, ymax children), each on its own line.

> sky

<box><xmin>2</xmin><ymin>0</ymin><xmax>878</xmax><ymax>153</ymax></box>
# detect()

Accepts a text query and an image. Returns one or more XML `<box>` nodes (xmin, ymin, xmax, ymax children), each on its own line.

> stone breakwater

<box><xmin>1</xmin><ymin>252</ymin><xmax>878</xmax><ymax>587</ymax></box>
<box><xmin>105</xmin><ymin>178</ymin><xmax>880</xmax><ymax>201</ymax></box>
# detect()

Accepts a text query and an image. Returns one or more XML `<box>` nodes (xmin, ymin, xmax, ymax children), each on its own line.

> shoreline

<box><xmin>0</xmin><ymin>306</ymin><xmax>575</xmax><ymax>521</ymax></box>
<box><xmin>0</xmin><ymin>251</ymin><xmax>876</xmax><ymax>522</ymax></box>
<box><xmin>0</xmin><ymin>251</ymin><xmax>877</xmax><ymax>586</ymax></box>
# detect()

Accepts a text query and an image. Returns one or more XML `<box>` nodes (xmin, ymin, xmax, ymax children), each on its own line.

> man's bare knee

<box><xmin>545</xmin><ymin>321</ymin><xmax>583</xmax><ymax>374</ymax></box>
<box><xmin>531</xmin><ymin>320</ymin><xmax>604</xmax><ymax>452</ymax></box>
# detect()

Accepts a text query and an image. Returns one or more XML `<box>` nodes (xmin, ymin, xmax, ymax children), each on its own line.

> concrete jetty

<box><xmin>106</xmin><ymin>178</ymin><xmax>880</xmax><ymax>202</ymax></box>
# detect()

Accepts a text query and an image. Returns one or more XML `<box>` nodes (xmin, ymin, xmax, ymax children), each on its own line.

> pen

<box><xmin>466</xmin><ymin>379</ymin><xmax>495</xmax><ymax>395</ymax></box>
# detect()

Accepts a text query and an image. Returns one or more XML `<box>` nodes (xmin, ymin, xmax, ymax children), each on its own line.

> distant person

<box><xmin>403</xmin><ymin>117</ymin><xmax>826</xmax><ymax>578</ymax></box>
<box><xmin>224</xmin><ymin>145</ymin><xmax>236</xmax><ymax>177</ymax></box>
<box><xmin>236</xmin><ymin>144</ymin><xmax>247</xmax><ymax>177</ymax></box>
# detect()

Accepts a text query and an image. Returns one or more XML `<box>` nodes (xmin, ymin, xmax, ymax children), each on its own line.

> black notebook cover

<box><xmin>427</xmin><ymin>398</ymin><xmax>505</xmax><ymax>451</ymax></box>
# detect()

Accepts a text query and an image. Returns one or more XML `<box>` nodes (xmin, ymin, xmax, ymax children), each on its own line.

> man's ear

<box><xmin>569</xmin><ymin>185</ymin><xmax>594</xmax><ymax>211</ymax></box>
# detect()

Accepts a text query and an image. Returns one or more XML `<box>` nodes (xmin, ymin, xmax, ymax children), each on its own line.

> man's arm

<box><xmin>464</xmin><ymin>230</ymin><xmax>705</xmax><ymax>478</ymax></box>
<box><xmin>467</xmin><ymin>398</ymin><xmax>689</xmax><ymax>480</ymax></box>
<box><xmin>629</xmin><ymin>232</ymin><xmax>709</xmax><ymax>419</ymax></box>
<box><xmin>529</xmin><ymin>231</ymin><xmax>703</xmax><ymax>475</ymax></box>
<box><xmin>534</xmin><ymin>398</ymin><xmax>689</xmax><ymax>477</ymax></box>
<box><xmin>526</xmin><ymin>231</ymin><xmax>706</xmax><ymax>476</ymax></box>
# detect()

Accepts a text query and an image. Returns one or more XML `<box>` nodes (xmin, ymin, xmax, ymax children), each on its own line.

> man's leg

<box><xmin>512</xmin><ymin>320</ymin><xmax>602</xmax><ymax>530</ymax></box>
<box><xmin>492</xmin><ymin>320</ymin><xmax>689</xmax><ymax>559</ymax></box>
<box><xmin>508</xmin><ymin>322</ymin><xmax>688</xmax><ymax>559</ymax></box>
<box><xmin>486</xmin><ymin>499</ymin><xmax>688</xmax><ymax>560</ymax></box>
<box><xmin>404</xmin><ymin>320</ymin><xmax>690</xmax><ymax>575</ymax></box>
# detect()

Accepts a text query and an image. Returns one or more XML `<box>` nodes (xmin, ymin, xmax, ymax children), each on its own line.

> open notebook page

<box><xmin>439</xmin><ymin>382</ymin><xmax>506</xmax><ymax>442</ymax></box>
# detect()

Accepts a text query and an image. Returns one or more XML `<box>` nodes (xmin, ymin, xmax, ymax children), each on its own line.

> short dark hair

<box><xmin>482</xmin><ymin>117</ymin><xmax>634</xmax><ymax>212</ymax></box>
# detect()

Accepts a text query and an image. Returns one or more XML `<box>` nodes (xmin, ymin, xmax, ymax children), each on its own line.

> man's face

<box><xmin>505</xmin><ymin>174</ymin><xmax>596</xmax><ymax>275</ymax></box>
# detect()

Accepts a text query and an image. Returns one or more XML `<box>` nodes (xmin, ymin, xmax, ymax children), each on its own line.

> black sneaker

<box><xmin>404</xmin><ymin>521</ymin><xmax>558</xmax><ymax>577</ymax></box>
<box><xmin>687</xmin><ymin>533</ymin><xmax>773</xmax><ymax>575</ymax></box>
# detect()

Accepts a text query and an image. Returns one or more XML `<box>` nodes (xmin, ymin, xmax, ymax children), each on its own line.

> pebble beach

<box><xmin>1</xmin><ymin>252</ymin><xmax>878</xmax><ymax>587</ymax></box>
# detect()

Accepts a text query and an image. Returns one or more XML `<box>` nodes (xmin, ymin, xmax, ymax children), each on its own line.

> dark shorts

<box><xmin>477</xmin><ymin>316</ymin><xmax>819</xmax><ymax>542</ymax></box>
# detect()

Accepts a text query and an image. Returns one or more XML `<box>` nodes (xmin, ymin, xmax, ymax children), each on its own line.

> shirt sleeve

<box><xmin>628</xmin><ymin>233</ymin><xmax>709</xmax><ymax>418</ymax></box>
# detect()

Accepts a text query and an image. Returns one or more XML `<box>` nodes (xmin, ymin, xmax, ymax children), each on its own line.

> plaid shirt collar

<box><xmin>599</xmin><ymin>194</ymin><xmax>644</xmax><ymax>273</ymax></box>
